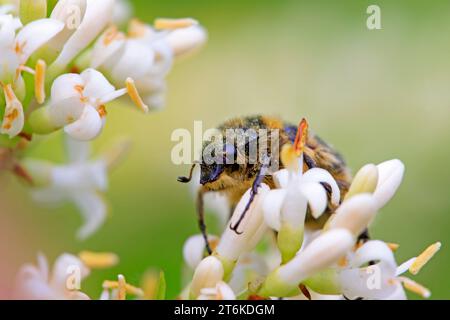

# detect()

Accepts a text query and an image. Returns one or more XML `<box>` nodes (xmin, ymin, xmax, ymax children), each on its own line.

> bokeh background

<box><xmin>1</xmin><ymin>0</ymin><xmax>449</xmax><ymax>299</ymax></box>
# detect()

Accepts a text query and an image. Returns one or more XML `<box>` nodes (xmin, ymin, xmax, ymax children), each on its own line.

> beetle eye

<box><xmin>224</xmin><ymin>143</ymin><xmax>236</xmax><ymax>163</ymax></box>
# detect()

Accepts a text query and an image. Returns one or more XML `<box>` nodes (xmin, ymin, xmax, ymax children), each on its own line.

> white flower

<box><xmin>198</xmin><ymin>281</ymin><xmax>236</xmax><ymax>300</ymax></box>
<box><xmin>112</xmin><ymin>0</ymin><xmax>133</xmax><ymax>26</ymax></box>
<box><xmin>263</xmin><ymin>157</ymin><xmax>340</xmax><ymax>232</ymax></box>
<box><xmin>28</xmin><ymin>136</ymin><xmax>108</xmax><ymax>239</ymax></box>
<box><xmin>338</xmin><ymin>240</ymin><xmax>409</xmax><ymax>300</ymax></box>
<box><xmin>190</xmin><ymin>256</ymin><xmax>224</xmax><ymax>299</ymax></box>
<box><xmin>0</xmin><ymin>13</ymin><xmax>64</xmax><ymax>137</ymax></box>
<box><xmin>259</xmin><ymin>228</ymin><xmax>354</xmax><ymax>297</ymax></box>
<box><xmin>12</xmin><ymin>253</ymin><xmax>90</xmax><ymax>300</ymax></box>
<box><xmin>228</xmin><ymin>253</ymin><xmax>269</xmax><ymax>295</ymax></box>
<box><xmin>215</xmin><ymin>184</ymin><xmax>270</xmax><ymax>264</ymax></box>
<box><xmin>43</xmin><ymin>68</ymin><xmax>147</xmax><ymax>140</ymax></box>
<box><xmin>328</xmin><ymin>194</ymin><xmax>377</xmax><ymax>237</ymax></box>
<box><xmin>91</xmin><ymin>18</ymin><xmax>206</xmax><ymax>109</ymax></box>
<box><xmin>338</xmin><ymin>240</ymin><xmax>440</xmax><ymax>300</ymax></box>
<box><xmin>47</xmin><ymin>0</ymin><xmax>115</xmax><ymax>74</ymax></box>
<box><xmin>373</xmin><ymin>159</ymin><xmax>405</xmax><ymax>210</ymax></box>
<box><xmin>183</xmin><ymin>234</ymin><xmax>219</xmax><ymax>270</ymax></box>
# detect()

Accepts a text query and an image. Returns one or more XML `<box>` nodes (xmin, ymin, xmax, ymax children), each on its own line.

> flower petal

<box><xmin>302</xmin><ymin>168</ymin><xmax>340</xmax><ymax>206</ymax></box>
<box><xmin>262</xmin><ymin>189</ymin><xmax>286</xmax><ymax>231</ymax></box>
<box><xmin>190</xmin><ymin>256</ymin><xmax>224</xmax><ymax>298</ymax></box>
<box><xmin>273</xmin><ymin>169</ymin><xmax>290</xmax><ymax>188</ymax></box>
<box><xmin>1</xmin><ymin>84</ymin><xmax>24</xmax><ymax>138</ymax></box>
<box><xmin>110</xmin><ymin>39</ymin><xmax>155</xmax><ymax>82</ymax></box>
<box><xmin>216</xmin><ymin>184</ymin><xmax>270</xmax><ymax>262</ymax></box>
<box><xmin>329</xmin><ymin>194</ymin><xmax>377</xmax><ymax>237</ymax></box>
<box><xmin>0</xmin><ymin>14</ymin><xmax>21</xmax><ymax>48</ymax></box>
<box><xmin>90</xmin><ymin>26</ymin><xmax>125</xmax><ymax>69</ymax></box>
<box><xmin>50</xmin><ymin>73</ymin><xmax>84</xmax><ymax>101</ymax></box>
<box><xmin>299</xmin><ymin>182</ymin><xmax>328</xmax><ymax>219</ymax></box>
<box><xmin>65</xmin><ymin>135</ymin><xmax>91</xmax><ymax>163</ymax></box>
<box><xmin>165</xmin><ymin>25</ymin><xmax>207</xmax><ymax>58</ymax></box>
<box><xmin>50</xmin><ymin>253</ymin><xmax>90</xmax><ymax>290</ymax></box>
<box><xmin>183</xmin><ymin>234</ymin><xmax>218</xmax><ymax>270</ymax></box>
<box><xmin>51</xmin><ymin>0</ymin><xmax>114</xmax><ymax>68</ymax></box>
<box><xmin>15</xmin><ymin>18</ymin><xmax>64</xmax><ymax>63</ymax></box>
<box><xmin>278</xmin><ymin>229</ymin><xmax>354</xmax><ymax>284</ymax></box>
<box><xmin>351</xmin><ymin>240</ymin><xmax>397</xmax><ymax>272</ymax></box>
<box><xmin>72</xmin><ymin>191</ymin><xmax>107</xmax><ymax>240</ymax></box>
<box><xmin>64</xmin><ymin>104</ymin><xmax>103</xmax><ymax>141</ymax></box>
<box><xmin>373</xmin><ymin>159</ymin><xmax>405</xmax><ymax>210</ymax></box>
<box><xmin>80</xmin><ymin>68</ymin><xmax>115</xmax><ymax>100</ymax></box>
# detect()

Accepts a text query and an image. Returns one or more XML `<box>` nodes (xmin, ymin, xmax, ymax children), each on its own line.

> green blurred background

<box><xmin>1</xmin><ymin>0</ymin><xmax>449</xmax><ymax>299</ymax></box>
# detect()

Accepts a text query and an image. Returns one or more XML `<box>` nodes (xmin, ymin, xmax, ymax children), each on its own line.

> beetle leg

<box><xmin>229</xmin><ymin>155</ymin><xmax>271</xmax><ymax>234</ymax></box>
<box><xmin>196</xmin><ymin>188</ymin><xmax>212</xmax><ymax>255</ymax></box>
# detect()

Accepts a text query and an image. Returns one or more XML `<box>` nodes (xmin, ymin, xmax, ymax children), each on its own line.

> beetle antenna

<box><xmin>177</xmin><ymin>163</ymin><xmax>197</xmax><ymax>183</ymax></box>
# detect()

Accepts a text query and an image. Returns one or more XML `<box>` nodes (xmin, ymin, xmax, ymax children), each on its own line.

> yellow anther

<box><xmin>35</xmin><ymin>59</ymin><xmax>46</xmax><ymax>104</ymax></box>
<box><xmin>125</xmin><ymin>78</ymin><xmax>149</xmax><ymax>113</ymax></box>
<box><xmin>154</xmin><ymin>18</ymin><xmax>198</xmax><ymax>30</ymax></box>
<box><xmin>128</xmin><ymin>19</ymin><xmax>147</xmax><ymax>38</ymax></box>
<box><xmin>78</xmin><ymin>251</ymin><xmax>119</xmax><ymax>269</ymax></box>
<box><xmin>102</xmin><ymin>279</ymin><xmax>144</xmax><ymax>298</ymax></box>
<box><xmin>387</xmin><ymin>242</ymin><xmax>400</xmax><ymax>252</ymax></box>
<box><xmin>117</xmin><ymin>275</ymin><xmax>127</xmax><ymax>300</ymax></box>
<box><xmin>399</xmin><ymin>276</ymin><xmax>431</xmax><ymax>298</ymax></box>
<box><xmin>409</xmin><ymin>242</ymin><xmax>441</xmax><ymax>275</ymax></box>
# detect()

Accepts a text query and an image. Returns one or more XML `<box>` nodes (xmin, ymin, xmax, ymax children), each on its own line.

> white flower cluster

<box><xmin>182</xmin><ymin>141</ymin><xmax>441</xmax><ymax>300</ymax></box>
<box><xmin>0</xmin><ymin>0</ymin><xmax>205</xmax><ymax>238</ymax></box>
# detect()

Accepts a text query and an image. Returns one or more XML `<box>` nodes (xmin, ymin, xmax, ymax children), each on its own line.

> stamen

<box><xmin>1</xmin><ymin>84</ymin><xmax>24</xmax><ymax>136</ymax></box>
<box><xmin>409</xmin><ymin>242</ymin><xmax>441</xmax><ymax>275</ymax></box>
<box><xmin>18</xmin><ymin>65</ymin><xmax>35</xmax><ymax>75</ymax></box>
<box><xmin>78</xmin><ymin>251</ymin><xmax>119</xmax><ymax>269</ymax></box>
<box><xmin>154</xmin><ymin>18</ymin><xmax>198</xmax><ymax>30</ymax></box>
<box><xmin>128</xmin><ymin>19</ymin><xmax>149</xmax><ymax>38</ymax></box>
<box><xmin>2</xmin><ymin>83</ymin><xmax>16</xmax><ymax>103</ymax></box>
<box><xmin>103</xmin><ymin>277</ymin><xmax>144</xmax><ymax>299</ymax></box>
<box><xmin>99</xmin><ymin>88</ymin><xmax>127</xmax><ymax>105</ymax></box>
<box><xmin>125</xmin><ymin>78</ymin><xmax>149</xmax><ymax>113</ymax></box>
<box><xmin>35</xmin><ymin>60</ymin><xmax>46</xmax><ymax>104</ymax></box>
<box><xmin>337</xmin><ymin>256</ymin><xmax>348</xmax><ymax>267</ymax></box>
<box><xmin>117</xmin><ymin>275</ymin><xmax>127</xmax><ymax>300</ymax></box>
<box><xmin>102</xmin><ymin>25</ymin><xmax>124</xmax><ymax>45</ymax></box>
<box><xmin>399</xmin><ymin>276</ymin><xmax>431</xmax><ymax>298</ymax></box>
<box><xmin>387</xmin><ymin>242</ymin><xmax>400</xmax><ymax>252</ymax></box>
<box><xmin>97</xmin><ymin>105</ymin><xmax>107</xmax><ymax>118</ymax></box>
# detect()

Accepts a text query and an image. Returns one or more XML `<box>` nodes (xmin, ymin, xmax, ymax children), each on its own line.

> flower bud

<box><xmin>373</xmin><ymin>159</ymin><xmax>405</xmax><ymax>210</ymax></box>
<box><xmin>345</xmin><ymin>164</ymin><xmax>378</xmax><ymax>200</ymax></box>
<box><xmin>190</xmin><ymin>256</ymin><xmax>224</xmax><ymax>299</ymax></box>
